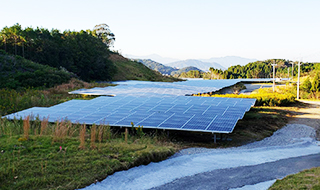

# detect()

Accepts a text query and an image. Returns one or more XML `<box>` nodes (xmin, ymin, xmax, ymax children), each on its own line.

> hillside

<box><xmin>166</xmin><ymin>59</ymin><xmax>225</xmax><ymax>71</ymax></box>
<box><xmin>171</xmin><ymin>66</ymin><xmax>203</xmax><ymax>76</ymax></box>
<box><xmin>125</xmin><ymin>54</ymin><xmax>180</xmax><ymax>64</ymax></box>
<box><xmin>109</xmin><ymin>53</ymin><xmax>180</xmax><ymax>82</ymax></box>
<box><xmin>136</xmin><ymin>59</ymin><xmax>178</xmax><ymax>75</ymax></box>
<box><xmin>0</xmin><ymin>24</ymin><xmax>180</xmax><ymax>87</ymax></box>
<box><xmin>0</xmin><ymin>50</ymin><xmax>73</xmax><ymax>89</ymax></box>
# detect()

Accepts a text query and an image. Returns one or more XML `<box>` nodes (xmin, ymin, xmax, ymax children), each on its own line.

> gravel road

<box><xmin>82</xmin><ymin>101</ymin><xmax>320</xmax><ymax>190</ymax></box>
<box><xmin>82</xmin><ymin>124</ymin><xmax>320</xmax><ymax>190</ymax></box>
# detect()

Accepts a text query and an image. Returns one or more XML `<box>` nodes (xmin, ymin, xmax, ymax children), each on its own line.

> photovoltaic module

<box><xmin>4</xmin><ymin>95</ymin><xmax>256</xmax><ymax>133</ymax></box>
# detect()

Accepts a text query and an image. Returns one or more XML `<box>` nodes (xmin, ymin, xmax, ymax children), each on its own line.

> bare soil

<box><xmin>287</xmin><ymin>100</ymin><xmax>320</xmax><ymax>140</ymax></box>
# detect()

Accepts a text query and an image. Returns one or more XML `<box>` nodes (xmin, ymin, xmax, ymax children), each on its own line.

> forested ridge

<box><xmin>177</xmin><ymin>59</ymin><xmax>320</xmax><ymax>80</ymax></box>
<box><xmin>0</xmin><ymin>23</ymin><xmax>177</xmax><ymax>89</ymax></box>
<box><xmin>0</xmin><ymin>24</ymin><xmax>117</xmax><ymax>82</ymax></box>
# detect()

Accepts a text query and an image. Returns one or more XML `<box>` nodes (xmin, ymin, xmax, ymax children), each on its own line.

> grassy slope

<box><xmin>109</xmin><ymin>53</ymin><xmax>181</xmax><ymax>82</ymax></box>
<box><xmin>0</xmin><ymin>50</ymin><xmax>73</xmax><ymax>89</ymax></box>
<box><xmin>0</xmin><ymin>120</ymin><xmax>176</xmax><ymax>190</ymax></box>
<box><xmin>269</xmin><ymin>167</ymin><xmax>320</xmax><ymax>190</ymax></box>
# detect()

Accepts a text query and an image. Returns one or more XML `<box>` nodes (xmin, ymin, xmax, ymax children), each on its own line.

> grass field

<box><xmin>0</xmin><ymin>81</ymin><xmax>311</xmax><ymax>189</ymax></box>
<box><xmin>0</xmin><ymin>118</ymin><xmax>176</xmax><ymax>190</ymax></box>
<box><xmin>269</xmin><ymin>167</ymin><xmax>320</xmax><ymax>190</ymax></box>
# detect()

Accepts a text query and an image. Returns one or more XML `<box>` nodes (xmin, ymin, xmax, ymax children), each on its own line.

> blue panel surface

<box><xmin>3</xmin><ymin>81</ymin><xmax>257</xmax><ymax>133</ymax></box>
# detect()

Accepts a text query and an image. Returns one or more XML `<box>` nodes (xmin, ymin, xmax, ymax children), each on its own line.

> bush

<box><xmin>194</xmin><ymin>86</ymin><xmax>296</xmax><ymax>106</ymax></box>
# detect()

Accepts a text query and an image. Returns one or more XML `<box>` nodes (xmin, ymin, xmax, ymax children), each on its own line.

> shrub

<box><xmin>194</xmin><ymin>87</ymin><xmax>296</xmax><ymax>106</ymax></box>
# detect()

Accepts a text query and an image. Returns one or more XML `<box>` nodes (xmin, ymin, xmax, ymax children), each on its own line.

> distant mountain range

<box><xmin>170</xmin><ymin>66</ymin><xmax>203</xmax><ymax>76</ymax></box>
<box><xmin>136</xmin><ymin>59</ymin><xmax>203</xmax><ymax>75</ymax></box>
<box><xmin>164</xmin><ymin>59</ymin><xmax>225</xmax><ymax>71</ymax></box>
<box><xmin>200</xmin><ymin>56</ymin><xmax>257</xmax><ymax>68</ymax></box>
<box><xmin>125</xmin><ymin>54</ymin><xmax>257</xmax><ymax>69</ymax></box>
<box><xmin>125</xmin><ymin>54</ymin><xmax>180</xmax><ymax>64</ymax></box>
<box><xmin>135</xmin><ymin>59</ymin><xmax>177</xmax><ymax>75</ymax></box>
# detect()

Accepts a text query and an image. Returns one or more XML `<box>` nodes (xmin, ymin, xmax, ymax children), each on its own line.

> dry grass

<box><xmin>23</xmin><ymin>116</ymin><xmax>30</xmax><ymax>140</ymax></box>
<box><xmin>52</xmin><ymin>119</ymin><xmax>71</xmax><ymax>143</ymax></box>
<box><xmin>40</xmin><ymin>116</ymin><xmax>49</xmax><ymax>136</ymax></box>
<box><xmin>90</xmin><ymin>124</ymin><xmax>97</xmax><ymax>149</ymax></box>
<box><xmin>79</xmin><ymin>123</ymin><xmax>86</xmax><ymax>149</ymax></box>
<box><xmin>47</xmin><ymin>78</ymin><xmax>92</xmax><ymax>94</ymax></box>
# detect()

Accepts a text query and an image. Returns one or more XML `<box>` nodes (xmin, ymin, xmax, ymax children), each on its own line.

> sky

<box><xmin>1</xmin><ymin>0</ymin><xmax>320</xmax><ymax>62</ymax></box>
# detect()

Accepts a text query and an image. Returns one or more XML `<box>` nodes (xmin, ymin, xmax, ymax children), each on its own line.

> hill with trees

<box><xmin>0</xmin><ymin>50</ymin><xmax>73</xmax><ymax>89</ymax></box>
<box><xmin>0</xmin><ymin>24</ymin><xmax>177</xmax><ymax>89</ymax></box>
<box><xmin>166</xmin><ymin>59</ymin><xmax>225</xmax><ymax>71</ymax></box>
<box><xmin>171</xmin><ymin>66</ymin><xmax>203</xmax><ymax>77</ymax></box>
<box><xmin>136</xmin><ymin>59</ymin><xmax>178</xmax><ymax>75</ymax></box>
<box><xmin>206</xmin><ymin>59</ymin><xmax>319</xmax><ymax>80</ymax></box>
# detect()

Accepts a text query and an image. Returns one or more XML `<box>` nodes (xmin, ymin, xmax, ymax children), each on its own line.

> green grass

<box><xmin>109</xmin><ymin>53</ymin><xmax>181</xmax><ymax>82</ymax></box>
<box><xmin>0</xmin><ymin>118</ymin><xmax>176</xmax><ymax>190</ymax></box>
<box><xmin>195</xmin><ymin>84</ymin><xmax>296</xmax><ymax>106</ymax></box>
<box><xmin>0</xmin><ymin>78</ymin><xmax>115</xmax><ymax>116</ymax></box>
<box><xmin>0</xmin><ymin>50</ymin><xmax>73</xmax><ymax>89</ymax></box>
<box><xmin>269</xmin><ymin>167</ymin><xmax>320</xmax><ymax>190</ymax></box>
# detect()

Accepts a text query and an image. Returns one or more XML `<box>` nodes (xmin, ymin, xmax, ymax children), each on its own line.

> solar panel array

<box><xmin>4</xmin><ymin>95</ymin><xmax>255</xmax><ymax>133</ymax></box>
<box><xmin>70</xmin><ymin>78</ymin><xmax>272</xmax><ymax>96</ymax></box>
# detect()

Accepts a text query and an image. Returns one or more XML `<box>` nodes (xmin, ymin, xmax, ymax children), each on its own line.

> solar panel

<box><xmin>69</xmin><ymin>78</ymin><xmax>272</xmax><ymax>97</ymax></box>
<box><xmin>4</xmin><ymin>95</ymin><xmax>255</xmax><ymax>133</ymax></box>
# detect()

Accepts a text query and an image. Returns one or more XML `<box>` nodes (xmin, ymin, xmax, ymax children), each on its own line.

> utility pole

<box><xmin>297</xmin><ymin>61</ymin><xmax>301</xmax><ymax>99</ymax></box>
<box><xmin>271</xmin><ymin>61</ymin><xmax>277</xmax><ymax>93</ymax></box>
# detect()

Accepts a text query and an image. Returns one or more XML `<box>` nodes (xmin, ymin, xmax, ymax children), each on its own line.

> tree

<box><xmin>9</xmin><ymin>24</ymin><xmax>24</xmax><ymax>56</ymax></box>
<box><xmin>93</xmin><ymin>24</ymin><xmax>115</xmax><ymax>48</ymax></box>
<box><xmin>301</xmin><ymin>77</ymin><xmax>312</xmax><ymax>93</ymax></box>
<box><xmin>311</xmin><ymin>72</ymin><xmax>320</xmax><ymax>92</ymax></box>
<box><xmin>0</xmin><ymin>26</ymin><xmax>11</xmax><ymax>52</ymax></box>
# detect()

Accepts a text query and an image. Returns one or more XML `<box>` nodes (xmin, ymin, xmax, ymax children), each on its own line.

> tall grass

<box><xmin>40</xmin><ymin>116</ymin><xmax>49</xmax><ymax>136</ymax></box>
<box><xmin>0</xmin><ymin>78</ymin><xmax>115</xmax><ymax>116</ymax></box>
<box><xmin>90</xmin><ymin>124</ymin><xmax>97</xmax><ymax>149</ymax></box>
<box><xmin>0</xmin><ymin>116</ymin><xmax>175</xmax><ymax>190</ymax></box>
<box><xmin>23</xmin><ymin>116</ymin><xmax>30</xmax><ymax>140</ymax></box>
<box><xmin>79</xmin><ymin>123</ymin><xmax>86</xmax><ymax>149</ymax></box>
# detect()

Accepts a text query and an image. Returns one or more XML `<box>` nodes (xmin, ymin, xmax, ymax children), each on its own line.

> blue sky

<box><xmin>1</xmin><ymin>0</ymin><xmax>320</xmax><ymax>62</ymax></box>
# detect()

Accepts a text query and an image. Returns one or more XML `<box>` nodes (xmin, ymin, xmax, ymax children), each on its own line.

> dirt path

<box><xmin>288</xmin><ymin>100</ymin><xmax>320</xmax><ymax>139</ymax></box>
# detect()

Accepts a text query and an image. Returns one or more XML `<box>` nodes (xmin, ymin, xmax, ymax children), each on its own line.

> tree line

<box><xmin>177</xmin><ymin>59</ymin><xmax>319</xmax><ymax>80</ymax></box>
<box><xmin>0</xmin><ymin>23</ymin><xmax>116</xmax><ymax>81</ymax></box>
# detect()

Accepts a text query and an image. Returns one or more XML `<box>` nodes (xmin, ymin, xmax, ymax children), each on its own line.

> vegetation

<box><xmin>0</xmin><ymin>78</ymin><xmax>114</xmax><ymax>116</ymax></box>
<box><xmin>171</xmin><ymin>67</ymin><xmax>202</xmax><ymax>78</ymax></box>
<box><xmin>0</xmin><ymin>23</ymin><xmax>116</xmax><ymax>82</ymax></box>
<box><xmin>299</xmin><ymin>71</ymin><xmax>320</xmax><ymax>99</ymax></box>
<box><xmin>269</xmin><ymin>167</ymin><xmax>320</xmax><ymax>190</ymax></box>
<box><xmin>0</xmin><ymin>24</ymin><xmax>177</xmax><ymax>84</ymax></box>
<box><xmin>110</xmin><ymin>53</ymin><xmax>180</xmax><ymax>82</ymax></box>
<box><xmin>172</xmin><ymin>59</ymin><xmax>320</xmax><ymax>80</ymax></box>
<box><xmin>0</xmin><ymin>117</ymin><xmax>176</xmax><ymax>190</ymax></box>
<box><xmin>0</xmin><ymin>50</ymin><xmax>73</xmax><ymax>89</ymax></box>
<box><xmin>194</xmin><ymin>84</ymin><xmax>296</xmax><ymax>106</ymax></box>
<box><xmin>207</xmin><ymin>59</ymin><xmax>320</xmax><ymax>80</ymax></box>
<box><xmin>136</xmin><ymin>59</ymin><xmax>178</xmax><ymax>75</ymax></box>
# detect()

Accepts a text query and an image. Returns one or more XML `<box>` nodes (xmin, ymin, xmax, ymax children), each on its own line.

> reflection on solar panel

<box><xmin>69</xmin><ymin>78</ymin><xmax>272</xmax><ymax>96</ymax></box>
<box><xmin>4</xmin><ymin>95</ymin><xmax>256</xmax><ymax>133</ymax></box>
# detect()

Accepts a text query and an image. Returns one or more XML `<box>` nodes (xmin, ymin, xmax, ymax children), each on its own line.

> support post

<box><xmin>291</xmin><ymin>62</ymin><xmax>294</xmax><ymax>80</ymax></box>
<box><xmin>297</xmin><ymin>61</ymin><xmax>301</xmax><ymax>99</ymax></box>
<box><xmin>213</xmin><ymin>133</ymin><xmax>216</xmax><ymax>144</ymax></box>
<box><xmin>125</xmin><ymin>127</ymin><xmax>128</xmax><ymax>143</ymax></box>
<box><xmin>271</xmin><ymin>62</ymin><xmax>277</xmax><ymax>93</ymax></box>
